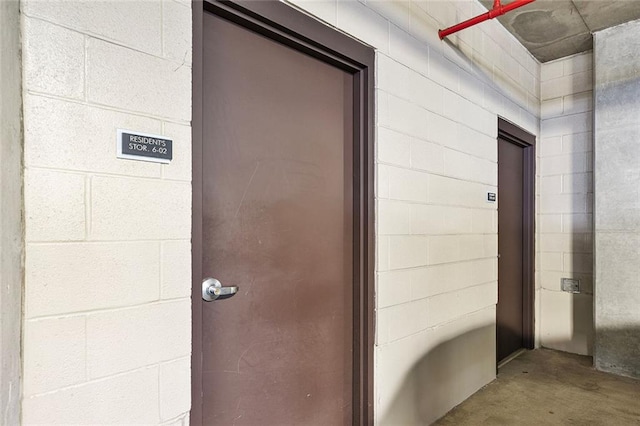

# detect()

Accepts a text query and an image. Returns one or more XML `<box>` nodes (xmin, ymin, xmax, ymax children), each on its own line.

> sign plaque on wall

<box><xmin>116</xmin><ymin>129</ymin><xmax>173</xmax><ymax>164</ymax></box>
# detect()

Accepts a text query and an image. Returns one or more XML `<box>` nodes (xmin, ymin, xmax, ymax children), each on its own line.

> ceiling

<box><xmin>478</xmin><ymin>0</ymin><xmax>640</xmax><ymax>62</ymax></box>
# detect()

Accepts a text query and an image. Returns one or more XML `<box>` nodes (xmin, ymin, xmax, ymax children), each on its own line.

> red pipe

<box><xmin>438</xmin><ymin>0</ymin><xmax>535</xmax><ymax>40</ymax></box>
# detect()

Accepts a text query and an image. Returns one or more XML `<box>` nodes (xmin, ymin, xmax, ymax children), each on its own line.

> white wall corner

<box><xmin>0</xmin><ymin>0</ymin><xmax>24</xmax><ymax>424</ymax></box>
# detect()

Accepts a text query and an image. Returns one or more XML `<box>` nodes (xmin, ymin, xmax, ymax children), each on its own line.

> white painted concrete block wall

<box><xmin>21</xmin><ymin>1</ymin><xmax>192</xmax><ymax>424</ymax></box>
<box><xmin>539</xmin><ymin>52</ymin><xmax>594</xmax><ymax>355</ymax></box>
<box><xmin>287</xmin><ymin>1</ymin><xmax>540</xmax><ymax>423</ymax></box>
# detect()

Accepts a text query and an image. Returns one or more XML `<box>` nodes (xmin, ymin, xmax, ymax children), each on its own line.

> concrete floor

<box><xmin>435</xmin><ymin>348</ymin><xmax>640</xmax><ymax>425</ymax></box>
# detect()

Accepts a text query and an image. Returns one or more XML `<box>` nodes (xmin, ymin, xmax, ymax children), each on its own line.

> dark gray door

<box><xmin>497</xmin><ymin>137</ymin><xmax>525</xmax><ymax>362</ymax></box>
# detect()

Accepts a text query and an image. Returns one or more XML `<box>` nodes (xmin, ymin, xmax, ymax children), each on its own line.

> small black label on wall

<box><xmin>117</xmin><ymin>129</ymin><xmax>173</xmax><ymax>164</ymax></box>
<box><xmin>487</xmin><ymin>192</ymin><xmax>497</xmax><ymax>202</ymax></box>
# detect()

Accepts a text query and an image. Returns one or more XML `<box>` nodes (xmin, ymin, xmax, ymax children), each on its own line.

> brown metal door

<box><xmin>497</xmin><ymin>138</ymin><xmax>525</xmax><ymax>362</ymax></box>
<box><xmin>199</xmin><ymin>10</ymin><xmax>354</xmax><ymax>425</ymax></box>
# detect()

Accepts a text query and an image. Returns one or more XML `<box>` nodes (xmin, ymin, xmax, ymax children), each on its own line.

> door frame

<box><xmin>497</xmin><ymin>117</ymin><xmax>536</xmax><ymax>353</ymax></box>
<box><xmin>191</xmin><ymin>1</ymin><xmax>375</xmax><ymax>424</ymax></box>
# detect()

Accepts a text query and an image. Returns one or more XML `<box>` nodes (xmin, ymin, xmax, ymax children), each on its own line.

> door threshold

<box><xmin>498</xmin><ymin>348</ymin><xmax>527</xmax><ymax>369</ymax></box>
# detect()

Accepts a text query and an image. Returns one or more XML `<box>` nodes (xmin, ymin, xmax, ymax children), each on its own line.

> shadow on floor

<box><xmin>434</xmin><ymin>348</ymin><xmax>640</xmax><ymax>425</ymax></box>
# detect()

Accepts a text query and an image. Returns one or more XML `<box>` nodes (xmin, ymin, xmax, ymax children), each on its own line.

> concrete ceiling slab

<box><xmin>477</xmin><ymin>0</ymin><xmax>640</xmax><ymax>62</ymax></box>
<box><xmin>573</xmin><ymin>0</ymin><xmax>640</xmax><ymax>32</ymax></box>
<box><xmin>529</xmin><ymin>32</ymin><xmax>593</xmax><ymax>62</ymax></box>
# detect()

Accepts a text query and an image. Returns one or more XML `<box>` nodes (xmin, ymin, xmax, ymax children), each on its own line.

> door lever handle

<box><xmin>202</xmin><ymin>277</ymin><xmax>239</xmax><ymax>302</ymax></box>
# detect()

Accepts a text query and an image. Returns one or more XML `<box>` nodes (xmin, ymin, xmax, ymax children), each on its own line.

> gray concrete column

<box><xmin>594</xmin><ymin>19</ymin><xmax>640</xmax><ymax>379</ymax></box>
<box><xmin>0</xmin><ymin>0</ymin><xmax>23</xmax><ymax>423</ymax></box>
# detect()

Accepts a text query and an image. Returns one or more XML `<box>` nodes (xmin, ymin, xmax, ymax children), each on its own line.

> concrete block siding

<box><xmin>15</xmin><ymin>0</ymin><xmax>551</xmax><ymax>424</ymax></box>
<box><xmin>288</xmin><ymin>0</ymin><xmax>540</xmax><ymax>423</ymax></box>
<box><xmin>21</xmin><ymin>0</ymin><xmax>192</xmax><ymax>424</ymax></box>
<box><xmin>539</xmin><ymin>52</ymin><xmax>594</xmax><ymax>356</ymax></box>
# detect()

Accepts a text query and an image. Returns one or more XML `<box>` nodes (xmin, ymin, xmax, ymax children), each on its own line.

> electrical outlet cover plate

<box><xmin>561</xmin><ymin>278</ymin><xmax>580</xmax><ymax>293</ymax></box>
